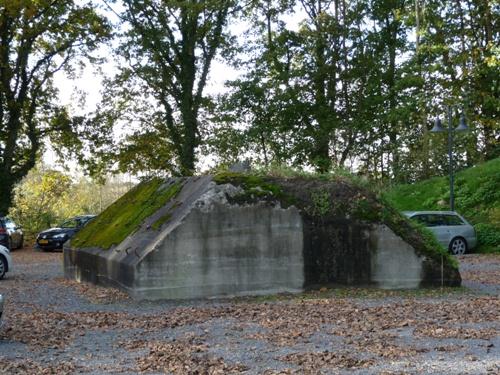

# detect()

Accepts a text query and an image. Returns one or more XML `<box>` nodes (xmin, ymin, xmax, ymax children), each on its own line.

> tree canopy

<box><xmin>208</xmin><ymin>0</ymin><xmax>499</xmax><ymax>180</ymax></box>
<box><xmin>95</xmin><ymin>0</ymin><xmax>235</xmax><ymax>177</ymax></box>
<box><xmin>0</xmin><ymin>0</ymin><xmax>110</xmax><ymax>213</ymax></box>
<box><xmin>1</xmin><ymin>0</ymin><xmax>499</xmax><ymax>213</ymax></box>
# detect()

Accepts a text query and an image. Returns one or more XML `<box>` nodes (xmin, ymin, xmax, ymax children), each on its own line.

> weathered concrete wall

<box><xmin>64</xmin><ymin>246</ymin><xmax>136</xmax><ymax>291</ymax></box>
<box><xmin>65</xmin><ymin>179</ymin><xmax>305</xmax><ymax>300</ymax></box>
<box><xmin>133</xmin><ymin>203</ymin><xmax>304</xmax><ymax>299</ymax></box>
<box><xmin>370</xmin><ymin>225</ymin><xmax>423</xmax><ymax>289</ymax></box>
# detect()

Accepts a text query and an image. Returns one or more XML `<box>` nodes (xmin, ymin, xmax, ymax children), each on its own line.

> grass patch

<box><xmin>72</xmin><ymin>179</ymin><xmax>183</xmax><ymax>249</ymax></box>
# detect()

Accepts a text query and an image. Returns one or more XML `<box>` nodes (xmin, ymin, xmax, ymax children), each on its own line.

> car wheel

<box><xmin>0</xmin><ymin>255</ymin><xmax>6</xmax><ymax>279</ymax></box>
<box><xmin>449</xmin><ymin>237</ymin><xmax>467</xmax><ymax>255</ymax></box>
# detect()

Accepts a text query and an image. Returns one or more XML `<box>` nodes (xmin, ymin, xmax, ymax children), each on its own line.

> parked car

<box><xmin>0</xmin><ymin>244</ymin><xmax>12</xmax><ymax>279</ymax></box>
<box><xmin>403</xmin><ymin>211</ymin><xmax>477</xmax><ymax>255</ymax></box>
<box><xmin>0</xmin><ymin>294</ymin><xmax>3</xmax><ymax>324</ymax></box>
<box><xmin>35</xmin><ymin>215</ymin><xmax>96</xmax><ymax>251</ymax></box>
<box><xmin>0</xmin><ymin>217</ymin><xmax>24</xmax><ymax>250</ymax></box>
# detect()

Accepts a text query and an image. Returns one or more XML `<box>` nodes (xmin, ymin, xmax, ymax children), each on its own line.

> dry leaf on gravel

<box><xmin>124</xmin><ymin>336</ymin><xmax>249</xmax><ymax>374</ymax></box>
<box><xmin>55</xmin><ymin>277</ymin><xmax>130</xmax><ymax>303</ymax></box>
<box><xmin>414</xmin><ymin>325</ymin><xmax>498</xmax><ymax>340</ymax></box>
<box><xmin>280</xmin><ymin>351</ymin><xmax>375</xmax><ymax>371</ymax></box>
<box><xmin>0</xmin><ymin>357</ymin><xmax>79</xmax><ymax>375</ymax></box>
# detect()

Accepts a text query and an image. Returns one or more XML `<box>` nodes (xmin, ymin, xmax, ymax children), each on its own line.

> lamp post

<box><xmin>430</xmin><ymin>105</ymin><xmax>469</xmax><ymax>211</ymax></box>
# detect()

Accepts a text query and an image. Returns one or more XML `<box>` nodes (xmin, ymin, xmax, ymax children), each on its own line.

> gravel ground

<box><xmin>0</xmin><ymin>247</ymin><xmax>499</xmax><ymax>374</ymax></box>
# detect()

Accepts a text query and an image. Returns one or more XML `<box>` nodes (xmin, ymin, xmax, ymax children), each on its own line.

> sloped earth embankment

<box><xmin>0</xmin><ymin>248</ymin><xmax>498</xmax><ymax>374</ymax></box>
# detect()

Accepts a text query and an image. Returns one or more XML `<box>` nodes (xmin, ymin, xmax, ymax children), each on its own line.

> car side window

<box><xmin>412</xmin><ymin>215</ymin><xmax>428</xmax><ymax>226</ymax></box>
<box><xmin>444</xmin><ymin>215</ymin><xmax>465</xmax><ymax>226</ymax></box>
<box><xmin>426</xmin><ymin>214</ymin><xmax>445</xmax><ymax>227</ymax></box>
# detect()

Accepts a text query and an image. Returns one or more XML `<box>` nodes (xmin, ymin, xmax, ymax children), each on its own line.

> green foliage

<box><xmin>207</xmin><ymin>0</ymin><xmax>497</xmax><ymax>183</ymax></box>
<box><xmin>386</xmin><ymin>159</ymin><xmax>500</xmax><ymax>253</ymax></box>
<box><xmin>309</xmin><ymin>190</ymin><xmax>330</xmax><ymax>217</ymax></box>
<box><xmin>89</xmin><ymin>0</ymin><xmax>235</xmax><ymax>177</ymax></box>
<box><xmin>9</xmin><ymin>168</ymin><xmax>72</xmax><ymax>239</ymax></box>
<box><xmin>72</xmin><ymin>179</ymin><xmax>183</xmax><ymax>249</ymax></box>
<box><xmin>474</xmin><ymin>223</ymin><xmax>500</xmax><ymax>253</ymax></box>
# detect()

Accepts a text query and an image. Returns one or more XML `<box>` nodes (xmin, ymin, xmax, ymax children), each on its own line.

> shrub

<box><xmin>474</xmin><ymin>223</ymin><xmax>500</xmax><ymax>252</ymax></box>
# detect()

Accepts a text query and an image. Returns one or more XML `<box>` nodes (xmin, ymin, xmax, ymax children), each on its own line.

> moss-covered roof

<box><xmin>71</xmin><ymin>178</ymin><xmax>182</xmax><ymax>249</ymax></box>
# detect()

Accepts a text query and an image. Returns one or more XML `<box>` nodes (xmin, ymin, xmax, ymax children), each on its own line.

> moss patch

<box><xmin>213</xmin><ymin>171</ymin><xmax>296</xmax><ymax>206</ymax></box>
<box><xmin>72</xmin><ymin>178</ymin><xmax>183</xmax><ymax>249</ymax></box>
<box><xmin>213</xmin><ymin>172</ymin><xmax>283</xmax><ymax>196</ymax></box>
<box><xmin>151</xmin><ymin>213</ymin><xmax>172</xmax><ymax>231</ymax></box>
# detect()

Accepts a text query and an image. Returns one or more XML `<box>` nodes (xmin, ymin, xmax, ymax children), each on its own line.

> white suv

<box><xmin>404</xmin><ymin>211</ymin><xmax>477</xmax><ymax>255</ymax></box>
<box><xmin>0</xmin><ymin>244</ymin><xmax>12</xmax><ymax>279</ymax></box>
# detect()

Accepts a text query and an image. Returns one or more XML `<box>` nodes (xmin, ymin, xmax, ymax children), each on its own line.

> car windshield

<box><xmin>60</xmin><ymin>219</ymin><xmax>80</xmax><ymax>228</ymax></box>
<box><xmin>60</xmin><ymin>217</ymin><xmax>94</xmax><ymax>228</ymax></box>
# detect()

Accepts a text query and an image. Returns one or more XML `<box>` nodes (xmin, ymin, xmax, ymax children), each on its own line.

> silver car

<box><xmin>404</xmin><ymin>211</ymin><xmax>477</xmax><ymax>255</ymax></box>
<box><xmin>0</xmin><ymin>244</ymin><xmax>12</xmax><ymax>279</ymax></box>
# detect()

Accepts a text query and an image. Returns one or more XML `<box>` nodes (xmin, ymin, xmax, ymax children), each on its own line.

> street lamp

<box><xmin>430</xmin><ymin>105</ymin><xmax>469</xmax><ymax>211</ymax></box>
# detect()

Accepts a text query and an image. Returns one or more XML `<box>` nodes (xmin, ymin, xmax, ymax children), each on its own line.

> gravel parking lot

<box><xmin>0</xmin><ymin>248</ymin><xmax>499</xmax><ymax>374</ymax></box>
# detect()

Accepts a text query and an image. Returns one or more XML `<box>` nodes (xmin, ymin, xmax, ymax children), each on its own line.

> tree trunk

<box><xmin>0</xmin><ymin>170</ymin><xmax>14</xmax><ymax>215</ymax></box>
<box><xmin>312</xmin><ymin>0</ymin><xmax>331</xmax><ymax>173</ymax></box>
<box><xmin>385</xmin><ymin>6</ymin><xmax>402</xmax><ymax>182</ymax></box>
<box><xmin>179</xmin><ymin>107</ymin><xmax>197</xmax><ymax>175</ymax></box>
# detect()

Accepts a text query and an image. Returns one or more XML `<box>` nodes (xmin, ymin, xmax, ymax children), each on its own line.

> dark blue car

<box><xmin>35</xmin><ymin>215</ymin><xmax>96</xmax><ymax>251</ymax></box>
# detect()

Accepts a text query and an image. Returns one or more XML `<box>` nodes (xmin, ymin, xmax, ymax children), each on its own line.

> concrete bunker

<box><xmin>64</xmin><ymin>173</ymin><xmax>461</xmax><ymax>300</ymax></box>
